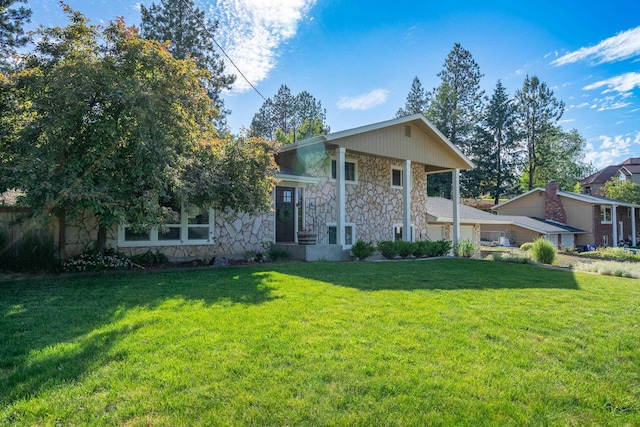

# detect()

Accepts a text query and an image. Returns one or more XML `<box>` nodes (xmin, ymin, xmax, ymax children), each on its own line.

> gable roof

<box><xmin>581</xmin><ymin>157</ymin><xmax>640</xmax><ymax>185</ymax></box>
<box><xmin>281</xmin><ymin>114</ymin><xmax>474</xmax><ymax>172</ymax></box>
<box><xmin>493</xmin><ymin>187</ymin><xmax>640</xmax><ymax>210</ymax></box>
<box><xmin>427</xmin><ymin>197</ymin><xmax>584</xmax><ymax>235</ymax></box>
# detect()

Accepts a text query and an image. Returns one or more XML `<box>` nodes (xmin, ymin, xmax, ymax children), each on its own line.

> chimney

<box><xmin>545</xmin><ymin>181</ymin><xmax>567</xmax><ymax>224</ymax></box>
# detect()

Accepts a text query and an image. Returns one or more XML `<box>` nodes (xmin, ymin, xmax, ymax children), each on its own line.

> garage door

<box><xmin>461</xmin><ymin>225</ymin><xmax>474</xmax><ymax>242</ymax></box>
<box><xmin>428</xmin><ymin>225</ymin><xmax>444</xmax><ymax>241</ymax></box>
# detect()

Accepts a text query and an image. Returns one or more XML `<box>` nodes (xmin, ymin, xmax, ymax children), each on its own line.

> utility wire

<box><xmin>180</xmin><ymin>0</ymin><xmax>267</xmax><ymax>102</ymax></box>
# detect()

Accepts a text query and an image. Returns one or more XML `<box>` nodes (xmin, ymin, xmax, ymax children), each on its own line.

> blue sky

<box><xmin>25</xmin><ymin>0</ymin><xmax>640</xmax><ymax>170</ymax></box>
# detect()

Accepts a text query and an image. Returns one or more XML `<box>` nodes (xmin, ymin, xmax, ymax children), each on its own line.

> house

<box><xmin>581</xmin><ymin>157</ymin><xmax>640</xmax><ymax>195</ymax></box>
<box><xmin>426</xmin><ymin>196</ymin><xmax>584</xmax><ymax>249</ymax></box>
<box><xmin>494</xmin><ymin>181</ymin><xmax>640</xmax><ymax>248</ymax></box>
<box><xmin>1</xmin><ymin>114</ymin><xmax>474</xmax><ymax>261</ymax></box>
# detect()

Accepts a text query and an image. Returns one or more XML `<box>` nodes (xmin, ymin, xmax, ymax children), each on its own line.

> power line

<box><xmin>179</xmin><ymin>0</ymin><xmax>267</xmax><ymax>102</ymax></box>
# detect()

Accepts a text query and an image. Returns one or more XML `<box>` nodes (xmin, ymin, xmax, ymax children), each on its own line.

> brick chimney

<box><xmin>545</xmin><ymin>181</ymin><xmax>567</xmax><ymax>224</ymax></box>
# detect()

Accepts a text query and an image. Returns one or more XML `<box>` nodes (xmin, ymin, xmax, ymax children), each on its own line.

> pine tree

<box><xmin>0</xmin><ymin>0</ymin><xmax>32</xmax><ymax>71</ymax></box>
<box><xmin>395</xmin><ymin>76</ymin><xmax>429</xmax><ymax>118</ymax></box>
<box><xmin>425</xmin><ymin>43</ymin><xmax>484</xmax><ymax>198</ymax></box>
<box><xmin>473</xmin><ymin>80</ymin><xmax>520</xmax><ymax>203</ymax></box>
<box><xmin>514</xmin><ymin>75</ymin><xmax>564</xmax><ymax>190</ymax></box>
<box><xmin>140</xmin><ymin>0</ymin><xmax>235</xmax><ymax>127</ymax></box>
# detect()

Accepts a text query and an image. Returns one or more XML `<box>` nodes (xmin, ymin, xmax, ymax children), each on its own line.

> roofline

<box><xmin>493</xmin><ymin>187</ymin><xmax>640</xmax><ymax>209</ymax></box>
<box><xmin>275</xmin><ymin>173</ymin><xmax>321</xmax><ymax>185</ymax></box>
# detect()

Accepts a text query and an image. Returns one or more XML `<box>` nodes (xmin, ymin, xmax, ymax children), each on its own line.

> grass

<box><xmin>1</xmin><ymin>259</ymin><xmax>639</xmax><ymax>425</ymax></box>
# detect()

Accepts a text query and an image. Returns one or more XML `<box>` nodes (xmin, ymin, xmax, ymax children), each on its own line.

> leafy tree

<box><xmin>1</xmin><ymin>7</ymin><xmax>277</xmax><ymax>254</ymax></box>
<box><xmin>0</xmin><ymin>0</ymin><xmax>31</xmax><ymax>71</ymax></box>
<box><xmin>250</xmin><ymin>84</ymin><xmax>329</xmax><ymax>144</ymax></box>
<box><xmin>140</xmin><ymin>0</ymin><xmax>235</xmax><ymax>127</ymax></box>
<box><xmin>425</xmin><ymin>43</ymin><xmax>484</xmax><ymax>197</ymax></box>
<box><xmin>603</xmin><ymin>178</ymin><xmax>640</xmax><ymax>204</ymax></box>
<box><xmin>531</xmin><ymin>127</ymin><xmax>594</xmax><ymax>191</ymax></box>
<box><xmin>473</xmin><ymin>80</ymin><xmax>520</xmax><ymax>203</ymax></box>
<box><xmin>514</xmin><ymin>75</ymin><xmax>564</xmax><ymax>190</ymax></box>
<box><xmin>395</xmin><ymin>76</ymin><xmax>429</xmax><ymax>118</ymax></box>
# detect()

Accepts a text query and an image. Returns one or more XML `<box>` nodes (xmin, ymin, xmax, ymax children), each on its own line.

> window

<box><xmin>584</xmin><ymin>187</ymin><xmax>592</xmax><ymax>195</ymax></box>
<box><xmin>119</xmin><ymin>205</ymin><xmax>213</xmax><ymax>247</ymax></box>
<box><xmin>601</xmin><ymin>206</ymin><xmax>612</xmax><ymax>224</ymax></box>
<box><xmin>327</xmin><ymin>223</ymin><xmax>355</xmax><ymax>245</ymax></box>
<box><xmin>405</xmin><ymin>125</ymin><xmax>412</xmax><ymax>137</ymax></box>
<box><xmin>391</xmin><ymin>167</ymin><xmax>403</xmax><ymax>188</ymax></box>
<box><xmin>331</xmin><ymin>159</ymin><xmax>357</xmax><ymax>182</ymax></box>
<box><xmin>393</xmin><ymin>224</ymin><xmax>414</xmax><ymax>242</ymax></box>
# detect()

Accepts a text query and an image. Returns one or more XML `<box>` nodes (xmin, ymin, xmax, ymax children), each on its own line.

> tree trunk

<box><xmin>96</xmin><ymin>225</ymin><xmax>107</xmax><ymax>255</ymax></box>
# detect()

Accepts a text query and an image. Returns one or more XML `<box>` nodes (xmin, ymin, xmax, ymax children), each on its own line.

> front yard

<box><xmin>1</xmin><ymin>259</ymin><xmax>639</xmax><ymax>425</ymax></box>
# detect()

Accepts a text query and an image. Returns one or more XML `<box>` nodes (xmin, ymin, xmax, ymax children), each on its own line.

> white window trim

<box><xmin>118</xmin><ymin>207</ymin><xmax>215</xmax><ymax>247</ymax></box>
<box><xmin>330</xmin><ymin>157</ymin><xmax>358</xmax><ymax>184</ymax></box>
<box><xmin>601</xmin><ymin>205</ymin><xmax>612</xmax><ymax>224</ymax></box>
<box><xmin>393</xmin><ymin>223</ymin><xmax>415</xmax><ymax>242</ymax></box>
<box><xmin>326</xmin><ymin>222</ymin><xmax>356</xmax><ymax>248</ymax></box>
<box><xmin>391</xmin><ymin>166</ymin><xmax>403</xmax><ymax>189</ymax></box>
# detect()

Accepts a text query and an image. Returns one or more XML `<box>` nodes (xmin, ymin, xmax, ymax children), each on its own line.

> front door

<box><xmin>276</xmin><ymin>186</ymin><xmax>295</xmax><ymax>242</ymax></box>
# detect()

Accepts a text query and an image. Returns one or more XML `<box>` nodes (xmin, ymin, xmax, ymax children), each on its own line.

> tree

<box><xmin>0</xmin><ymin>0</ymin><xmax>31</xmax><ymax>71</ymax></box>
<box><xmin>395</xmin><ymin>76</ymin><xmax>429</xmax><ymax>118</ymax></box>
<box><xmin>603</xmin><ymin>178</ymin><xmax>640</xmax><ymax>204</ymax></box>
<box><xmin>425</xmin><ymin>43</ymin><xmax>484</xmax><ymax>197</ymax></box>
<box><xmin>530</xmin><ymin>127</ymin><xmax>594</xmax><ymax>191</ymax></box>
<box><xmin>140</xmin><ymin>0</ymin><xmax>235</xmax><ymax>127</ymax></box>
<box><xmin>250</xmin><ymin>84</ymin><xmax>329</xmax><ymax>144</ymax></box>
<box><xmin>514</xmin><ymin>75</ymin><xmax>565</xmax><ymax>190</ymax></box>
<box><xmin>1</xmin><ymin>7</ymin><xmax>277</xmax><ymax>254</ymax></box>
<box><xmin>473</xmin><ymin>80</ymin><xmax>520</xmax><ymax>203</ymax></box>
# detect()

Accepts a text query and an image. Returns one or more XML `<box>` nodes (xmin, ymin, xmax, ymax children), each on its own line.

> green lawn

<box><xmin>1</xmin><ymin>259</ymin><xmax>639</xmax><ymax>426</ymax></box>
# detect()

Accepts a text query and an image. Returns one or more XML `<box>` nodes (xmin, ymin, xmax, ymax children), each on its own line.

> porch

<box><xmin>272</xmin><ymin>243</ymin><xmax>352</xmax><ymax>262</ymax></box>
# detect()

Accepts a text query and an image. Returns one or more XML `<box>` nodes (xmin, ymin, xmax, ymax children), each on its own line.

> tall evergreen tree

<box><xmin>425</xmin><ymin>43</ymin><xmax>484</xmax><ymax>197</ymax></box>
<box><xmin>250</xmin><ymin>84</ymin><xmax>329</xmax><ymax>144</ymax></box>
<box><xmin>514</xmin><ymin>75</ymin><xmax>564</xmax><ymax>190</ymax></box>
<box><xmin>395</xmin><ymin>76</ymin><xmax>429</xmax><ymax>118</ymax></box>
<box><xmin>473</xmin><ymin>80</ymin><xmax>520</xmax><ymax>203</ymax></box>
<box><xmin>140</xmin><ymin>0</ymin><xmax>235</xmax><ymax>127</ymax></box>
<box><xmin>0</xmin><ymin>0</ymin><xmax>31</xmax><ymax>71</ymax></box>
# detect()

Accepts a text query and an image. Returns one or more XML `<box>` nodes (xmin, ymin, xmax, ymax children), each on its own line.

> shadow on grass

<box><xmin>0</xmin><ymin>266</ymin><xmax>275</xmax><ymax>408</ymax></box>
<box><xmin>267</xmin><ymin>257</ymin><xmax>581</xmax><ymax>292</ymax></box>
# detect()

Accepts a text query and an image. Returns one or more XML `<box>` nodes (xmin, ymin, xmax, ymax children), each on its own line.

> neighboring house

<box><xmin>1</xmin><ymin>114</ymin><xmax>474</xmax><ymax>260</ymax></box>
<box><xmin>494</xmin><ymin>181</ymin><xmax>640</xmax><ymax>248</ymax></box>
<box><xmin>426</xmin><ymin>197</ymin><xmax>584</xmax><ymax>249</ymax></box>
<box><xmin>581</xmin><ymin>157</ymin><xmax>640</xmax><ymax>195</ymax></box>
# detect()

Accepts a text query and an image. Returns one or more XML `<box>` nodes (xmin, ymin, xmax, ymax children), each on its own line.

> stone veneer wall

<box><xmin>301</xmin><ymin>149</ymin><xmax>428</xmax><ymax>243</ymax></box>
<box><xmin>213</xmin><ymin>210</ymin><xmax>275</xmax><ymax>257</ymax></box>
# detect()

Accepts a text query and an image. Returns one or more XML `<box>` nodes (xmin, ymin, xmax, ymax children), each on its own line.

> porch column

<box><xmin>612</xmin><ymin>204</ymin><xmax>618</xmax><ymax>247</ymax></box>
<box><xmin>403</xmin><ymin>160</ymin><xmax>412</xmax><ymax>242</ymax></box>
<box><xmin>633</xmin><ymin>207</ymin><xmax>637</xmax><ymax>246</ymax></box>
<box><xmin>336</xmin><ymin>147</ymin><xmax>346</xmax><ymax>246</ymax></box>
<box><xmin>452</xmin><ymin>168</ymin><xmax>461</xmax><ymax>249</ymax></box>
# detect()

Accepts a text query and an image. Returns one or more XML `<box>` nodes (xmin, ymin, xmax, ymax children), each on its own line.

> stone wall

<box><xmin>301</xmin><ymin>149</ymin><xmax>428</xmax><ymax>244</ymax></box>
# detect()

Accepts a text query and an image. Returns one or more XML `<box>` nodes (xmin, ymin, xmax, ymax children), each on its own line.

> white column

<box><xmin>336</xmin><ymin>147</ymin><xmax>346</xmax><ymax>246</ymax></box>
<box><xmin>452</xmin><ymin>169</ymin><xmax>460</xmax><ymax>249</ymax></box>
<box><xmin>403</xmin><ymin>160</ymin><xmax>412</xmax><ymax>242</ymax></box>
<box><xmin>632</xmin><ymin>207</ymin><xmax>637</xmax><ymax>246</ymax></box>
<box><xmin>612</xmin><ymin>204</ymin><xmax>618</xmax><ymax>247</ymax></box>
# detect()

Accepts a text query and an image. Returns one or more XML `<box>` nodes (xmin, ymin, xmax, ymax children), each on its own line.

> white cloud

<box><xmin>583</xmin><ymin>72</ymin><xmax>640</xmax><ymax>95</ymax></box>
<box><xmin>211</xmin><ymin>0</ymin><xmax>317</xmax><ymax>92</ymax></box>
<box><xmin>552</xmin><ymin>26</ymin><xmax>640</xmax><ymax>66</ymax></box>
<box><xmin>600</xmin><ymin>134</ymin><xmax>631</xmax><ymax>150</ymax></box>
<box><xmin>336</xmin><ymin>89</ymin><xmax>389</xmax><ymax>110</ymax></box>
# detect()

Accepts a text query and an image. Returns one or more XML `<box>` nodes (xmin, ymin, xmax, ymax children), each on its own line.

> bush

<box><xmin>531</xmin><ymin>238</ymin><xmax>556</xmax><ymax>264</ymax></box>
<box><xmin>489</xmin><ymin>252</ymin><xmax>531</xmax><ymax>264</ymax></box>
<box><xmin>351</xmin><ymin>240</ymin><xmax>375</xmax><ymax>261</ymax></box>
<box><xmin>520</xmin><ymin>242</ymin><xmax>534</xmax><ymax>251</ymax></box>
<box><xmin>130</xmin><ymin>250</ymin><xmax>169</xmax><ymax>265</ymax></box>
<box><xmin>0</xmin><ymin>227</ymin><xmax>11</xmax><ymax>270</ymax></box>
<box><xmin>377</xmin><ymin>241</ymin><xmax>398</xmax><ymax>259</ymax></box>
<box><xmin>396</xmin><ymin>241</ymin><xmax>415</xmax><ymax>258</ymax></box>
<box><xmin>63</xmin><ymin>248</ymin><xmax>131</xmax><ymax>272</ymax></box>
<box><xmin>267</xmin><ymin>247</ymin><xmax>290</xmax><ymax>262</ymax></box>
<box><xmin>5</xmin><ymin>229</ymin><xmax>60</xmax><ymax>273</ymax></box>
<box><xmin>434</xmin><ymin>240</ymin><xmax>452</xmax><ymax>256</ymax></box>
<box><xmin>454</xmin><ymin>240</ymin><xmax>476</xmax><ymax>258</ymax></box>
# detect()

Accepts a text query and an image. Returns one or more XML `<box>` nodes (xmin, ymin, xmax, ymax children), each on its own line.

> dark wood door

<box><xmin>276</xmin><ymin>186</ymin><xmax>295</xmax><ymax>242</ymax></box>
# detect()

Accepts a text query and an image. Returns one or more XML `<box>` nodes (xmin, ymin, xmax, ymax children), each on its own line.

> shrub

<box><xmin>454</xmin><ymin>240</ymin><xmax>475</xmax><ymax>258</ymax></box>
<box><xmin>63</xmin><ymin>249</ymin><xmax>131</xmax><ymax>273</ymax></box>
<box><xmin>377</xmin><ymin>241</ymin><xmax>399</xmax><ymax>259</ymax></box>
<box><xmin>8</xmin><ymin>229</ymin><xmax>60</xmax><ymax>273</ymax></box>
<box><xmin>434</xmin><ymin>240</ymin><xmax>452</xmax><ymax>256</ymax></box>
<box><xmin>396</xmin><ymin>241</ymin><xmax>415</xmax><ymax>258</ymax></box>
<box><xmin>412</xmin><ymin>241</ymin><xmax>428</xmax><ymax>258</ymax></box>
<box><xmin>520</xmin><ymin>242</ymin><xmax>534</xmax><ymax>252</ymax></box>
<box><xmin>0</xmin><ymin>227</ymin><xmax>11</xmax><ymax>270</ymax></box>
<box><xmin>131</xmin><ymin>250</ymin><xmax>169</xmax><ymax>265</ymax></box>
<box><xmin>531</xmin><ymin>238</ymin><xmax>556</xmax><ymax>264</ymax></box>
<box><xmin>351</xmin><ymin>240</ymin><xmax>375</xmax><ymax>261</ymax></box>
<box><xmin>267</xmin><ymin>247</ymin><xmax>290</xmax><ymax>262</ymax></box>
<box><xmin>489</xmin><ymin>252</ymin><xmax>531</xmax><ymax>264</ymax></box>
